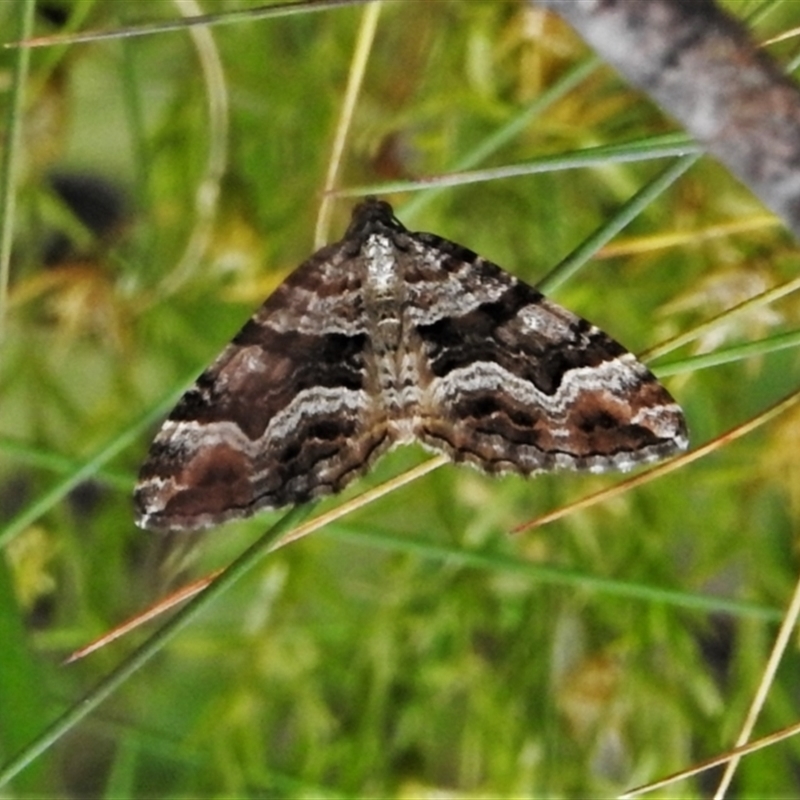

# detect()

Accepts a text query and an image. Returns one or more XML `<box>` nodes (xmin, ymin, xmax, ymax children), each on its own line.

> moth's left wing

<box><xmin>135</xmin><ymin>241</ymin><xmax>393</xmax><ymax>532</ymax></box>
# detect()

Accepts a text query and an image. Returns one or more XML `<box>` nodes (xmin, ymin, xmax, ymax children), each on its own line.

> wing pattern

<box><xmin>135</xmin><ymin>198</ymin><xmax>687</xmax><ymax>531</ymax></box>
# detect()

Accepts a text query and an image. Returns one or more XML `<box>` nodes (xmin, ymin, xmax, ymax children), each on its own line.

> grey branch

<box><xmin>537</xmin><ymin>0</ymin><xmax>800</xmax><ymax>239</ymax></box>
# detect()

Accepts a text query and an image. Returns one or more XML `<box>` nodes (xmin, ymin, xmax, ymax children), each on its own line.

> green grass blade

<box><xmin>331</xmin><ymin>525</ymin><xmax>783</xmax><ymax>622</ymax></box>
<box><xmin>0</xmin><ymin>0</ymin><xmax>35</xmax><ymax>341</ymax></box>
<box><xmin>0</xmin><ymin>555</ymin><xmax>50</xmax><ymax>794</ymax></box>
<box><xmin>537</xmin><ymin>153</ymin><xmax>700</xmax><ymax>293</ymax></box>
<box><xmin>653</xmin><ymin>329</ymin><xmax>800</xmax><ymax>378</ymax></box>
<box><xmin>342</xmin><ymin>133</ymin><xmax>700</xmax><ymax>198</ymax></box>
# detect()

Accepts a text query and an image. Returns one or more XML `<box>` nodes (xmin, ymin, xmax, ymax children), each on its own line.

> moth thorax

<box><xmin>364</xmin><ymin>234</ymin><xmax>400</xmax><ymax>294</ymax></box>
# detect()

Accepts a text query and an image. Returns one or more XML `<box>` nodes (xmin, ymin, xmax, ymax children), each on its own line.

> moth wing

<box><xmin>135</xmin><ymin>243</ymin><xmax>392</xmax><ymax>532</ymax></box>
<box><xmin>399</xmin><ymin>235</ymin><xmax>688</xmax><ymax>474</ymax></box>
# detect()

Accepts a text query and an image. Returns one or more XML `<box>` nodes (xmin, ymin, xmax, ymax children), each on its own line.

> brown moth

<box><xmin>135</xmin><ymin>198</ymin><xmax>688</xmax><ymax>531</ymax></box>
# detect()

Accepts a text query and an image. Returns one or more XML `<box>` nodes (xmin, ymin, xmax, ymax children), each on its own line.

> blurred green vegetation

<box><xmin>2</xmin><ymin>0</ymin><xmax>800</xmax><ymax>797</ymax></box>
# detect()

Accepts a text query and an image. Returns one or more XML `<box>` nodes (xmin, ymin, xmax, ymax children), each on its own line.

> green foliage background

<box><xmin>2</xmin><ymin>0</ymin><xmax>800</xmax><ymax>796</ymax></box>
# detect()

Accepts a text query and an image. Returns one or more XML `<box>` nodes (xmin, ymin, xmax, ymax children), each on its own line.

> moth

<box><xmin>135</xmin><ymin>198</ymin><xmax>688</xmax><ymax>531</ymax></box>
